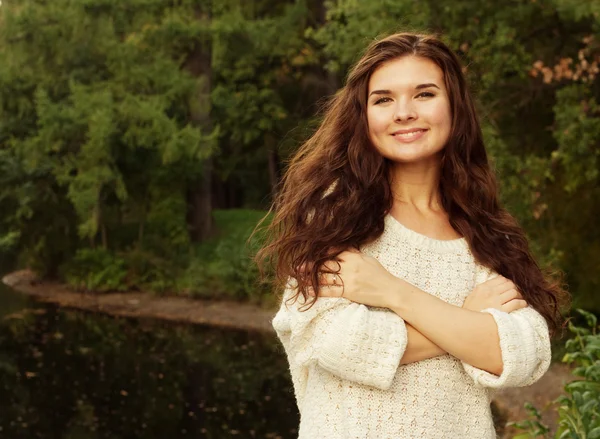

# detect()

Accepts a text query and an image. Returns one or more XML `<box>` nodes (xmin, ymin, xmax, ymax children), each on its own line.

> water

<box><xmin>0</xmin><ymin>282</ymin><xmax>299</xmax><ymax>439</ymax></box>
<box><xmin>0</xmin><ymin>283</ymin><xmax>32</xmax><ymax>320</ymax></box>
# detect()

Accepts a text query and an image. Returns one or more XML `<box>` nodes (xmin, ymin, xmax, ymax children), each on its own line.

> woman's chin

<box><xmin>386</xmin><ymin>153</ymin><xmax>441</xmax><ymax>166</ymax></box>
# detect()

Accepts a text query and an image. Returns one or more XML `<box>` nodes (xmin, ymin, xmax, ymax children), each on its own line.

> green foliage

<box><xmin>61</xmin><ymin>246</ymin><xmax>184</xmax><ymax>294</ymax></box>
<box><xmin>58</xmin><ymin>209</ymin><xmax>273</xmax><ymax>302</ymax></box>
<box><xmin>0</xmin><ymin>230</ymin><xmax>20</xmax><ymax>254</ymax></box>
<box><xmin>309</xmin><ymin>0</ymin><xmax>430</xmax><ymax>73</ymax></box>
<box><xmin>509</xmin><ymin>309</ymin><xmax>600</xmax><ymax>438</ymax></box>
<box><xmin>121</xmin><ymin>248</ymin><xmax>180</xmax><ymax>294</ymax></box>
<box><xmin>552</xmin><ymin>84</ymin><xmax>600</xmax><ymax>193</ymax></box>
<box><xmin>0</xmin><ymin>0</ymin><xmax>213</xmax><ymax>273</ymax></box>
<box><xmin>551</xmin><ymin>0</ymin><xmax>600</xmax><ymax>24</ymax></box>
<box><xmin>61</xmin><ymin>248</ymin><xmax>128</xmax><ymax>292</ymax></box>
<box><xmin>180</xmin><ymin>209</ymin><xmax>273</xmax><ymax>305</ymax></box>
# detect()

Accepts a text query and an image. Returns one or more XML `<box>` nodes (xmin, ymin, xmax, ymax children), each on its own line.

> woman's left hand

<box><xmin>311</xmin><ymin>249</ymin><xmax>400</xmax><ymax>309</ymax></box>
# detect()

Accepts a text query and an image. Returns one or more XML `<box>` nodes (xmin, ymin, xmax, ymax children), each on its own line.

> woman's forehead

<box><xmin>368</xmin><ymin>56</ymin><xmax>444</xmax><ymax>92</ymax></box>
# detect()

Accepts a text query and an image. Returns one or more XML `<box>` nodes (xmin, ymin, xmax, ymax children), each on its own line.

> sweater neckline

<box><xmin>384</xmin><ymin>214</ymin><xmax>469</xmax><ymax>253</ymax></box>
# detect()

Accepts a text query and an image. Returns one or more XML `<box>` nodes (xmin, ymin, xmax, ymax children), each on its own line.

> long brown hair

<box><xmin>256</xmin><ymin>32</ymin><xmax>568</xmax><ymax>335</ymax></box>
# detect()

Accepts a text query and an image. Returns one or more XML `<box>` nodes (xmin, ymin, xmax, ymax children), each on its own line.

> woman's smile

<box><xmin>391</xmin><ymin>128</ymin><xmax>428</xmax><ymax>143</ymax></box>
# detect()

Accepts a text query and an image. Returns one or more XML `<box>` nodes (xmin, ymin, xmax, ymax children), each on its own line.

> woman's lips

<box><xmin>391</xmin><ymin>129</ymin><xmax>428</xmax><ymax>143</ymax></box>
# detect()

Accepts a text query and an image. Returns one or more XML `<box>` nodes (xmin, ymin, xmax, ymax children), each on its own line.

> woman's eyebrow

<box><xmin>368</xmin><ymin>89</ymin><xmax>392</xmax><ymax>97</ymax></box>
<box><xmin>415</xmin><ymin>83</ymin><xmax>440</xmax><ymax>90</ymax></box>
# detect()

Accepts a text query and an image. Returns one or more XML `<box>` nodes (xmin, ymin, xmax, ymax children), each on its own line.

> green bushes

<box><xmin>510</xmin><ymin>309</ymin><xmax>600</xmax><ymax>438</ymax></box>
<box><xmin>59</xmin><ymin>209</ymin><xmax>275</xmax><ymax>305</ymax></box>
<box><xmin>60</xmin><ymin>248</ymin><xmax>129</xmax><ymax>293</ymax></box>
<box><xmin>179</xmin><ymin>209</ymin><xmax>273</xmax><ymax>306</ymax></box>
<box><xmin>60</xmin><ymin>247</ymin><xmax>181</xmax><ymax>294</ymax></box>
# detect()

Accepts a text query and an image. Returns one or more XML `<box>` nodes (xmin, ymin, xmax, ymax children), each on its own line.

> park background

<box><xmin>0</xmin><ymin>0</ymin><xmax>599</xmax><ymax>438</ymax></box>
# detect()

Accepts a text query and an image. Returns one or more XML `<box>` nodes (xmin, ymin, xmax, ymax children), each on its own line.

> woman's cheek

<box><xmin>367</xmin><ymin>108</ymin><xmax>390</xmax><ymax>132</ymax></box>
<box><xmin>425</xmin><ymin>101</ymin><xmax>452</xmax><ymax>127</ymax></box>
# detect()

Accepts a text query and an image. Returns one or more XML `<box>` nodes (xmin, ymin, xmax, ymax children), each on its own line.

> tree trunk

<box><xmin>187</xmin><ymin>158</ymin><xmax>213</xmax><ymax>242</ymax></box>
<box><xmin>266</xmin><ymin>134</ymin><xmax>280</xmax><ymax>202</ymax></box>
<box><xmin>185</xmin><ymin>5</ymin><xmax>213</xmax><ymax>243</ymax></box>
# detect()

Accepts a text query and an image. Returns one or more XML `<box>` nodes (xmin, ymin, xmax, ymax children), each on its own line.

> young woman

<box><xmin>258</xmin><ymin>32</ymin><xmax>567</xmax><ymax>439</ymax></box>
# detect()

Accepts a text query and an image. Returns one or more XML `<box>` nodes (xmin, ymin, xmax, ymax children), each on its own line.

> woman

<box><xmin>258</xmin><ymin>32</ymin><xmax>567</xmax><ymax>438</ymax></box>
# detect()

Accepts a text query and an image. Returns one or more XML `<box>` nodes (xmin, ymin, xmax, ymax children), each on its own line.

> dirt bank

<box><xmin>2</xmin><ymin>269</ymin><xmax>274</xmax><ymax>333</ymax></box>
<box><xmin>2</xmin><ymin>269</ymin><xmax>572</xmax><ymax>436</ymax></box>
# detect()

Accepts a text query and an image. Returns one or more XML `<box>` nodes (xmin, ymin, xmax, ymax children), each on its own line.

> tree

<box><xmin>0</xmin><ymin>0</ymin><xmax>214</xmax><ymax>272</ymax></box>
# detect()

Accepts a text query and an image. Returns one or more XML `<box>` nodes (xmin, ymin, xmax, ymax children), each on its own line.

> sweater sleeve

<box><xmin>461</xmin><ymin>269</ymin><xmax>552</xmax><ymax>389</ymax></box>
<box><xmin>272</xmin><ymin>283</ymin><xmax>408</xmax><ymax>395</ymax></box>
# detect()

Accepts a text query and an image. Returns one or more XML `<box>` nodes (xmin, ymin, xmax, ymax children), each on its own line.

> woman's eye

<box><xmin>374</xmin><ymin>97</ymin><xmax>392</xmax><ymax>105</ymax></box>
<box><xmin>416</xmin><ymin>91</ymin><xmax>435</xmax><ymax>98</ymax></box>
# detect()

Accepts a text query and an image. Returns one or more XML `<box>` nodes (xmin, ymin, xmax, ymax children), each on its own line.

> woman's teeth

<box><xmin>395</xmin><ymin>130</ymin><xmax>424</xmax><ymax>138</ymax></box>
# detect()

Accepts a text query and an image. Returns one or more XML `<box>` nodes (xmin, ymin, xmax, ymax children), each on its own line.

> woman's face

<box><xmin>366</xmin><ymin>56</ymin><xmax>452</xmax><ymax>166</ymax></box>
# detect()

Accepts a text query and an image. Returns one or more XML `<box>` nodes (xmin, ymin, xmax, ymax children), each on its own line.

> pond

<box><xmin>0</xmin><ymin>282</ymin><xmax>299</xmax><ymax>439</ymax></box>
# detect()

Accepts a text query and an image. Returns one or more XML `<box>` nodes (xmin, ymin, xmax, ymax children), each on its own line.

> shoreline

<box><xmin>1</xmin><ymin>269</ymin><xmax>275</xmax><ymax>333</ymax></box>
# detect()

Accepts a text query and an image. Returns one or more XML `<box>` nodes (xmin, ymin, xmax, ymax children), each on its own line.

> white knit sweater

<box><xmin>272</xmin><ymin>214</ymin><xmax>551</xmax><ymax>439</ymax></box>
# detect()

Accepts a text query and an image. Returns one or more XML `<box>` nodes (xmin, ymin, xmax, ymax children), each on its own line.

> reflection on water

<box><xmin>0</xmin><ymin>283</ymin><xmax>33</xmax><ymax>320</ymax></box>
<box><xmin>0</xmin><ymin>283</ymin><xmax>298</xmax><ymax>438</ymax></box>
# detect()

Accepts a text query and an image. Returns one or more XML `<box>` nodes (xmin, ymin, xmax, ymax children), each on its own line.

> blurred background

<box><xmin>0</xmin><ymin>0</ymin><xmax>598</xmax><ymax>438</ymax></box>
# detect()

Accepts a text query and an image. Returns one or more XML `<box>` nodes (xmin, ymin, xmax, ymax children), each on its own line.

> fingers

<box><xmin>297</xmin><ymin>259</ymin><xmax>341</xmax><ymax>274</ymax></box>
<box><xmin>296</xmin><ymin>259</ymin><xmax>338</xmax><ymax>274</ymax></box>
<box><xmin>297</xmin><ymin>247</ymin><xmax>361</xmax><ymax>277</ymax></box>
<box><xmin>483</xmin><ymin>275</ymin><xmax>508</xmax><ymax>286</ymax></box>
<box><xmin>298</xmin><ymin>255</ymin><xmax>345</xmax><ymax>288</ymax></box>
<box><xmin>497</xmin><ymin>288</ymin><xmax>523</xmax><ymax>304</ymax></box>
<box><xmin>501</xmin><ymin>299</ymin><xmax>528</xmax><ymax>313</ymax></box>
<box><xmin>488</xmin><ymin>277</ymin><xmax>523</xmax><ymax>299</ymax></box>
<box><xmin>488</xmin><ymin>276</ymin><xmax>512</xmax><ymax>292</ymax></box>
<box><xmin>318</xmin><ymin>272</ymin><xmax>343</xmax><ymax>286</ymax></box>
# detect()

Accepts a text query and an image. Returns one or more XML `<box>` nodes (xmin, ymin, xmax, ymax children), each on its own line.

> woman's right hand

<box><xmin>462</xmin><ymin>275</ymin><xmax>528</xmax><ymax>313</ymax></box>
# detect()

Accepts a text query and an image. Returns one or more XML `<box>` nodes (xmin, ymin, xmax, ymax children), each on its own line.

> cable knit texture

<box><xmin>272</xmin><ymin>214</ymin><xmax>551</xmax><ymax>439</ymax></box>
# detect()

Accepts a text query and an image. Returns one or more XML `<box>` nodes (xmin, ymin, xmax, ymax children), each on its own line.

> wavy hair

<box><xmin>256</xmin><ymin>32</ymin><xmax>568</xmax><ymax>335</ymax></box>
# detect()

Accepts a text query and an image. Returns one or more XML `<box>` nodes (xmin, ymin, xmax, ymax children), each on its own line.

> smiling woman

<box><xmin>256</xmin><ymin>32</ymin><xmax>567</xmax><ymax>439</ymax></box>
<box><xmin>367</xmin><ymin>59</ymin><xmax>451</xmax><ymax>166</ymax></box>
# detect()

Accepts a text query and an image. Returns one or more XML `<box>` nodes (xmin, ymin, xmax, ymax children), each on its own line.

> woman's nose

<box><xmin>394</xmin><ymin>101</ymin><xmax>417</xmax><ymax>121</ymax></box>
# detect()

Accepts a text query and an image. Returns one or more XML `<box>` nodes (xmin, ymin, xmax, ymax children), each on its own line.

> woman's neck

<box><xmin>389</xmin><ymin>161</ymin><xmax>442</xmax><ymax>212</ymax></box>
